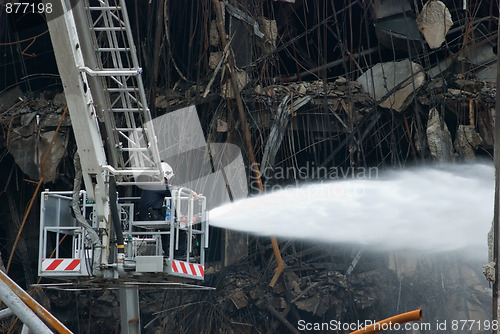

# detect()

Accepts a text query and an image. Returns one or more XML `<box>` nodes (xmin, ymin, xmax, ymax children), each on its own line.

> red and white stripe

<box><xmin>41</xmin><ymin>259</ymin><xmax>81</xmax><ymax>272</ymax></box>
<box><xmin>171</xmin><ymin>260</ymin><xmax>204</xmax><ymax>278</ymax></box>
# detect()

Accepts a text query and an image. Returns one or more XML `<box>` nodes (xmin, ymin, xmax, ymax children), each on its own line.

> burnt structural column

<box><xmin>223</xmin><ymin>0</ymin><xmax>253</xmax><ymax>266</ymax></box>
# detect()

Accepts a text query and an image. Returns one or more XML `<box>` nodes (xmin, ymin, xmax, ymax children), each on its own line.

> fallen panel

<box><xmin>416</xmin><ymin>1</ymin><xmax>453</xmax><ymax>49</ymax></box>
<box><xmin>426</xmin><ymin>107</ymin><xmax>454</xmax><ymax>162</ymax></box>
<box><xmin>454</xmin><ymin>125</ymin><xmax>483</xmax><ymax>160</ymax></box>
<box><xmin>356</xmin><ymin>59</ymin><xmax>425</xmax><ymax>111</ymax></box>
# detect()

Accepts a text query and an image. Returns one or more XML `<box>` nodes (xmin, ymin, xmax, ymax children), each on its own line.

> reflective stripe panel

<box><xmin>42</xmin><ymin>259</ymin><xmax>81</xmax><ymax>272</ymax></box>
<box><xmin>171</xmin><ymin>260</ymin><xmax>204</xmax><ymax>278</ymax></box>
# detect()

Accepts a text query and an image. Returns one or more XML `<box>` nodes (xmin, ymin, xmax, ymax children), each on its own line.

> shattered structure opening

<box><xmin>0</xmin><ymin>0</ymin><xmax>496</xmax><ymax>332</ymax></box>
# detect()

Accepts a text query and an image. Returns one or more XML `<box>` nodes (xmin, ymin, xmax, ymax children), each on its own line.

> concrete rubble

<box><xmin>454</xmin><ymin>125</ymin><xmax>483</xmax><ymax>160</ymax></box>
<box><xmin>36</xmin><ymin>243</ymin><xmax>491</xmax><ymax>333</ymax></box>
<box><xmin>132</xmin><ymin>244</ymin><xmax>490</xmax><ymax>334</ymax></box>
<box><xmin>1</xmin><ymin>90</ymin><xmax>70</xmax><ymax>183</ymax></box>
<box><xmin>256</xmin><ymin>17</ymin><xmax>277</xmax><ymax>54</ymax></box>
<box><xmin>416</xmin><ymin>1</ymin><xmax>453</xmax><ymax>49</ymax></box>
<box><xmin>426</xmin><ymin>107</ymin><xmax>454</xmax><ymax>162</ymax></box>
<box><xmin>221</xmin><ymin>70</ymin><xmax>249</xmax><ymax>99</ymax></box>
<box><xmin>356</xmin><ymin>60</ymin><xmax>425</xmax><ymax>112</ymax></box>
<box><xmin>464</xmin><ymin>44</ymin><xmax>497</xmax><ymax>83</ymax></box>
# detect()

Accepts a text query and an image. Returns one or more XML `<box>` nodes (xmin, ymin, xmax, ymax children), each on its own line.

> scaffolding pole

<box><xmin>0</xmin><ymin>279</ymin><xmax>52</xmax><ymax>334</ymax></box>
<box><xmin>0</xmin><ymin>270</ymin><xmax>72</xmax><ymax>334</ymax></box>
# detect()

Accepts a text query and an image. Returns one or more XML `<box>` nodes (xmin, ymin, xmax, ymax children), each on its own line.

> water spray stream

<box><xmin>210</xmin><ymin>163</ymin><xmax>493</xmax><ymax>260</ymax></box>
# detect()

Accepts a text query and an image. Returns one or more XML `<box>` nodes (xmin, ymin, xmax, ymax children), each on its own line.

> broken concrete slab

<box><xmin>428</xmin><ymin>57</ymin><xmax>453</xmax><ymax>79</ymax></box>
<box><xmin>220</xmin><ymin>70</ymin><xmax>249</xmax><ymax>99</ymax></box>
<box><xmin>210</xmin><ymin>20</ymin><xmax>220</xmax><ymax>47</ymax></box>
<box><xmin>476</xmin><ymin>63</ymin><xmax>497</xmax><ymax>83</ymax></box>
<box><xmin>9</xmin><ymin>128</ymin><xmax>69</xmax><ymax>182</ymax></box>
<box><xmin>41</xmin><ymin>112</ymin><xmax>72</xmax><ymax>128</ymax></box>
<box><xmin>0</xmin><ymin>86</ymin><xmax>23</xmax><ymax>110</ymax></box>
<box><xmin>38</xmin><ymin>129</ymin><xmax>69</xmax><ymax>182</ymax></box>
<box><xmin>468</xmin><ymin>45</ymin><xmax>498</xmax><ymax>82</ymax></box>
<box><xmin>477</xmin><ymin>107</ymin><xmax>494</xmax><ymax>149</ymax></box>
<box><xmin>426</xmin><ymin>107</ymin><xmax>454</xmax><ymax>162</ymax></box>
<box><xmin>6</xmin><ymin>105</ymin><xmax>70</xmax><ymax>182</ymax></box>
<box><xmin>453</xmin><ymin>79</ymin><xmax>484</xmax><ymax>94</ymax></box>
<box><xmin>373</xmin><ymin>0</ymin><xmax>421</xmax><ymax>52</ymax></box>
<box><xmin>256</xmin><ymin>17</ymin><xmax>277</xmax><ymax>54</ymax></box>
<box><xmin>209</xmin><ymin>51</ymin><xmax>224</xmax><ymax>70</ymax></box>
<box><xmin>464</xmin><ymin>43</ymin><xmax>496</xmax><ymax>66</ymax></box>
<box><xmin>294</xmin><ymin>293</ymin><xmax>330</xmax><ymax>316</ymax></box>
<box><xmin>217</xmin><ymin>118</ymin><xmax>228</xmax><ymax>132</ymax></box>
<box><xmin>416</xmin><ymin>1</ymin><xmax>453</xmax><ymax>49</ymax></box>
<box><xmin>52</xmin><ymin>92</ymin><xmax>66</xmax><ymax>107</ymax></box>
<box><xmin>454</xmin><ymin>125</ymin><xmax>483</xmax><ymax>160</ymax></box>
<box><xmin>230</xmin><ymin>289</ymin><xmax>249</xmax><ymax>309</ymax></box>
<box><xmin>373</xmin><ymin>0</ymin><xmax>412</xmax><ymax>19</ymax></box>
<box><xmin>356</xmin><ymin>59</ymin><xmax>425</xmax><ymax>111</ymax></box>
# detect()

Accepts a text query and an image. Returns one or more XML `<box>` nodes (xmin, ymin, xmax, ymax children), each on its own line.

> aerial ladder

<box><xmin>32</xmin><ymin>0</ymin><xmax>209</xmax><ymax>332</ymax></box>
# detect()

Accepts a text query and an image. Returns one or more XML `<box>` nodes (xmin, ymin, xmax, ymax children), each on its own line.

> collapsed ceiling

<box><xmin>0</xmin><ymin>0</ymin><xmax>497</xmax><ymax>182</ymax></box>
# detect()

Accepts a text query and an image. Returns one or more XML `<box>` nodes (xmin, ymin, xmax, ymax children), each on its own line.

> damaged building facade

<box><xmin>0</xmin><ymin>0</ymin><xmax>496</xmax><ymax>332</ymax></box>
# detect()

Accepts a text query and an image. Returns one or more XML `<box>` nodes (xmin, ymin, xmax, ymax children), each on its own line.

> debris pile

<box><xmin>133</xmin><ymin>243</ymin><xmax>490</xmax><ymax>334</ymax></box>
<box><xmin>0</xmin><ymin>88</ymin><xmax>70</xmax><ymax>183</ymax></box>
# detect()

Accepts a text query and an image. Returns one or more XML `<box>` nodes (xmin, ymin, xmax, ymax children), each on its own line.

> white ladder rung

<box><xmin>92</xmin><ymin>27</ymin><xmax>126</xmax><ymax>31</ymax></box>
<box><xmin>115</xmin><ymin>128</ymin><xmax>143</xmax><ymax>131</ymax></box>
<box><xmin>79</xmin><ymin>67</ymin><xmax>141</xmax><ymax>76</ymax></box>
<box><xmin>105</xmin><ymin>88</ymin><xmax>137</xmax><ymax>92</ymax></box>
<box><xmin>96</xmin><ymin>47</ymin><xmax>131</xmax><ymax>52</ymax></box>
<box><xmin>88</xmin><ymin>6</ymin><xmax>122</xmax><ymax>11</ymax></box>
<box><xmin>121</xmin><ymin>148</ymin><xmax>149</xmax><ymax>152</ymax></box>
<box><xmin>110</xmin><ymin>108</ymin><xmax>144</xmax><ymax>112</ymax></box>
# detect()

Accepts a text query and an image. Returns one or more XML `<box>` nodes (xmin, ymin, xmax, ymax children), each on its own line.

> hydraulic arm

<box><xmin>40</xmin><ymin>0</ymin><xmax>209</xmax><ymax>281</ymax></box>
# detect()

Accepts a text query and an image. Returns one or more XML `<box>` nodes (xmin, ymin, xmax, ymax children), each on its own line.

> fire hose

<box><xmin>350</xmin><ymin>309</ymin><xmax>422</xmax><ymax>334</ymax></box>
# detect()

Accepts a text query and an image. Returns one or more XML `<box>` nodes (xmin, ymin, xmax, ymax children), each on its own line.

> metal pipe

<box><xmin>0</xmin><ymin>270</ymin><xmax>72</xmax><ymax>334</ymax></box>
<box><xmin>109</xmin><ymin>176</ymin><xmax>126</xmax><ymax>277</ymax></box>
<box><xmin>175</xmin><ymin>190</ymin><xmax>181</xmax><ymax>251</ymax></box>
<box><xmin>0</xmin><ymin>307</ymin><xmax>14</xmax><ymax>319</ymax></box>
<box><xmin>350</xmin><ymin>309</ymin><xmax>422</xmax><ymax>334</ymax></box>
<box><xmin>109</xmin><ymin>176</ymin><xmax>125</xmax><ymax>249</ymax></box>
<box><xmin>21</xmin><ymin>324</ymin><xmax>31</xmax><ymax>334</ymax></box>
<box><xmin>0</xmin><ymin>279</ymin><xmax>52</xmax><ymax>334</ymax></box>
<box><xmin>200</xmin><ymin>196</ymin><xmax>208</xmax><ymax>252</ymax></box>
<box><xmin>188</xmin><ymin>192</ymin><xmax>194</xmax><ymax>255</ymax></box>
<box><xmin>73</xmin><ymin>153</ymin><xmax>101</xmax><ymax>275</ymax></box>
